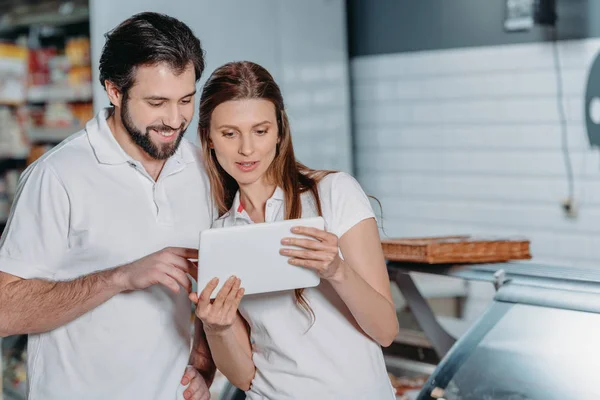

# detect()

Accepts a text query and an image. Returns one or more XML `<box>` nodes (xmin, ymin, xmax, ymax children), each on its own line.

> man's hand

<box><xmin>115</xmin><ymin>247</ymin><xmax>198</xmax><ymax>294</ymax></box>
<box><xmin>181</xmin><ymin>365</ymin><xmax>210</xmax><ymax>400</ymax></box>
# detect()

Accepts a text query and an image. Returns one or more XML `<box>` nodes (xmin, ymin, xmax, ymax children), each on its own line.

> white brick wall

<box><xmin>352</xmin><ymin>38</ymin><xmax>600</xmax><ymax>269</ymax></box>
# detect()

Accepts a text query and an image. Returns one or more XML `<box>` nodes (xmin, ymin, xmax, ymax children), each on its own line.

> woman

<box><xmin>189</xmin><ymin>61</ymin><xmax>399</xmax><ymax>399</ymax></box>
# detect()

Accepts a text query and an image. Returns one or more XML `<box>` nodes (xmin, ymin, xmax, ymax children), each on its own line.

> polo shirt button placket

<box><xmin>154</xmin><ymin>182</ymin><xmax>173</xmax><ymax>226</ymax></box>
<box><xmin>152</xmin><ymin>183</ymin><xmax>160</xmax><ymax>218</ymax></box>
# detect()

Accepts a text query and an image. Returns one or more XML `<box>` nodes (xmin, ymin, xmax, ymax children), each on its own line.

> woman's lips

<box><xmin>235</xmin><ymin>161</ymin><xmax>259</xmax><ymax>172</ymax></box>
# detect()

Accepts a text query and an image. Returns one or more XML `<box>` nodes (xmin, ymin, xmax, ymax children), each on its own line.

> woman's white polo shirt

<box><xmin>213</xmin><ymin>172</ymin><xmax>395</xmax><ymax>400</ymax></box>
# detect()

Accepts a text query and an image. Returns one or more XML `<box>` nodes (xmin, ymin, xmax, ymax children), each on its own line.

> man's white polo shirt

<box><xmin>0</xmin><ymin>110</ymin><xmax>213</xmax><ymax>400</ymax></box>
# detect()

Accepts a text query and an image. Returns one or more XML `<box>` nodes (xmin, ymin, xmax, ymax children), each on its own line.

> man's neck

<box><xmin>106</xmin><ymin>111</ymin><xmax>166</xmax><ymax>181</ymax></box>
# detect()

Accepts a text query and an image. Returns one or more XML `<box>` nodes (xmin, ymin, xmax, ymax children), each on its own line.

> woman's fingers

<box><xmin>280</xmin><ymin>247</ymin><xmax>336</xmax><ymax>262</ymax></box>
<box><xmin>223</xmin><ymin>279</ymin><xmax>243</xmax><ymax>316</ymax></box>
<box><xmin>289</xmin><ymin>226</ymin><xmax>335</xmax><ymax>242</ymax></box>
<box><xmin>280</xmin><ymin>237</ymin><xmax>330</xmax><ymax>251</ymax></box>
<box><xmin>287</xmin><ymin>257</ymin><xmax>328</xmax><ymax>269</ymax></box>
<box><xmin>212</xmin><ymin>276</ymin><xmax>236</xmax><ymax>309</ymax></box>
<box><xmin>232</xmin><ymin>288</ymin><xmax>245</xmax><ymax>311</ymax></box>
<box><xmin>197</xmin><ymin>278</ymin><xmax>219</xmax><ymax>310</ymax></box>
<box><xmin>224</xmin><ymin>289</ymin><xmax>245</xmax><ymax>322</ymax></box>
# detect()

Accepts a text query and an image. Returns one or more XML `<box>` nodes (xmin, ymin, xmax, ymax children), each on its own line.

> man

<box><xmin>0</xmin><ymin>13</ymin><xmax>214</xmax><ymax>399</ymax></box>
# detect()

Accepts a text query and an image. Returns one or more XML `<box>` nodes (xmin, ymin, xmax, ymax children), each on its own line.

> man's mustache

<box><xmin>146</xmin><ymin>122</ymin><xmax>186</xmax><ymax>134</ymax></box>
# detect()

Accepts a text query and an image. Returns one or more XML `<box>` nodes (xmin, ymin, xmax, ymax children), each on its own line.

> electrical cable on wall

<box><xmin>549</xmin><ymin>25</ymin><xmax>576</xmax><ymax>210</ymax></box>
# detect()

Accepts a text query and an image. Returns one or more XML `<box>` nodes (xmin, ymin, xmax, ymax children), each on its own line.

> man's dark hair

<box><xmin>99</xmin><ymin>12</ymin><xmax>205</xmax><ymax>94</ymax></box>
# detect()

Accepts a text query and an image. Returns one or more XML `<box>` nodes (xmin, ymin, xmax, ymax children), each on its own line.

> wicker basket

<box><xmin>382</xmin><ymin>235</ymin><xmax>531</xmax><ymax>264</ymax></box>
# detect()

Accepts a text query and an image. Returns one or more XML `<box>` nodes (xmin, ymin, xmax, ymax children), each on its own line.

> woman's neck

<box><xmin>238</xmin><ymin>180</ymin><xmax>277</xmax><ymax>223</ymax></box>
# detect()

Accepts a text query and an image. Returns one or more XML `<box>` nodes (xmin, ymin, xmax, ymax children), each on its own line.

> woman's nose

<box><xmin>239</xmin><ymin>135</ymin><xmax>254</xmax><ymax>156</ymax></box>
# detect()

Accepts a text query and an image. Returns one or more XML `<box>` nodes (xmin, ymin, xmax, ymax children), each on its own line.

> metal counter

<box><xmin>386</xmin><ymin>261</ymin><xmax>600</xmax><ymax>400</ymax></box>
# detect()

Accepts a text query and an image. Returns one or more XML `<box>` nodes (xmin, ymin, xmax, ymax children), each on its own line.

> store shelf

<box><xmin>27</xmin><ymin>126</ymin><xmax>79</xmax><ymax>143</ymax></box>
<box><xmin>0</xmin><ymin>102</ymin><xmax>25</xmax><ymax>108</ymax></box>
<box><xmin>27</xmin><ymin>83</ymin><xmax>92</xmax><ymax>103</ymax></box>
<box><xmin>0</xmin><ymin>5</ymin><xmax>89</xmax><ymax>35</ymax></box>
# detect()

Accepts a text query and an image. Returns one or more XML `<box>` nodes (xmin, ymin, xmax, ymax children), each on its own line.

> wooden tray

<box><xmin>382</xmin><ymin>235</ymin><xmax>531</xmax><ymax>264</ymax></box>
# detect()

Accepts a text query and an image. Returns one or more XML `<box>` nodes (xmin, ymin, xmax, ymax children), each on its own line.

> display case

<box><xmin>409</xmin><ymin>264</ymin><xmax>600</xmax><ymax>399</ymax></box>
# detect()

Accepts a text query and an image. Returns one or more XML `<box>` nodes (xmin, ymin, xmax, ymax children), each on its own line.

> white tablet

<box><xmin>197</xmin><ymin>216</ymin><xmax>324</xmax><ymax>298</ymax></box>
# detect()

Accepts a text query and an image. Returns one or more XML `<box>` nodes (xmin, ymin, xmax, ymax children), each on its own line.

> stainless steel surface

<box><xmin>384</xmin><ymin>355</ymin><xmax>436</xmax><ymax>376</ymax></box>
<box><xmin>421</xmin><ymin>301</ymin><xmax>600</xmax><ymax>399</ymax></box>
<box><xmin>392</xmin><ymin>270</ymin><xmax>457</xmax><ymax>359</ymax></box>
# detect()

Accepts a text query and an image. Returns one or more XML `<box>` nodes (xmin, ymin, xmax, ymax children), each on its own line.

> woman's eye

<box><xmin>256</xmin><ymin>129</ymin><xmax>267</xmax><ymax>135</ymax></box>
<box><xmin>222</xmin><ymin>131</ymin><xmax>236</xmax><ymax>138</ymax></box>
<box><xmin>181</xmin><ymin>99</ymin><xmax>192</xmax><ymax>105</ymax></box>
<box><xmin>149</xmin><ymin>102</ymin><xmax>163</xmax><ymax>107</ymax></box>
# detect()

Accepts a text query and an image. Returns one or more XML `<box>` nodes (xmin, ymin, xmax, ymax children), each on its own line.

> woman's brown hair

<box><xmin>198</xmin><ymin>61</ymin><xmax>333</xmax><ymax>321</ymax></box>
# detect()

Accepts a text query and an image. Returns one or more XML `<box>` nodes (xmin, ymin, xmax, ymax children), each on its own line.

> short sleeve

<box><xmin>0</xmin><ymin>162</ymin><xmax>70</xmax><ymax>279</ymax></box>
<box><xmin>321</xmin><ymin>172</ymin><xmax>375</xmax><ymax>239</ymax></box>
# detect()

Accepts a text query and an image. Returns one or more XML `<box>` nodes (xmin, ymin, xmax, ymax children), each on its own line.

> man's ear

<box><xmin>104</xmin><ymin>80</ymin><xmax>124</xmax><ymax>108</ymax></box>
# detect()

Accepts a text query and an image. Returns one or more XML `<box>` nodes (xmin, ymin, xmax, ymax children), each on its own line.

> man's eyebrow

<box><xmin>143</xmin><ymin>90</ymin><xmax>196</xmax><ymax>101</ymax></box>
<box><xmin>180</xmin><ymin>90</ymin><xmax>197</xmax><ymax>99</ymax></box>
<box><xmin>252</xmin><ymin>120</ymin><xmax>272</xmax><ymax>128</ymax></box>
<box><xmin>144</xmin><ymin>96</ymin><xmax>169</xmax><ymax>101</ymax></box>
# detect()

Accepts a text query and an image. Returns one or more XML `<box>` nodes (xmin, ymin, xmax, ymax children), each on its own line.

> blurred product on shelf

<box><xmin>0</xmin><ymin>177</ymin><xmax>9</xmax><ymax>220</ymax></box>
<box><xmin>18</xmin><ymin>101</ymin><xmax>92</xmax><ymax>143</ymax></box>
<box><xmin>27</xmin><ymin>34</ymin><xmax>92</xmax><ymax>105</ymax></box>
<box><xmin>70</xmin><ymin>102</ymin><xmax>93</xmax><ymax>125</ymax></box>
<box><xmin>0</xmin><ymin>44</ymin><xmax>27</xmax><ymax>105</ymax></box>
<box><xmin>44</xmin><ymin>102</ymin><xmax>75</xmax><ymax>127</ymax></box>
<box><xmin>28</xmin><ymin>38</ymin><xmax>91</xmax><ymax>87</ymax></box>
<box><xmin>14</xmin><ymin>33</ymin><xmax>93</xmax><ymax>147</ymax></box>
<box><xmin>0</xmin><ymin>107</ymin><xmax>28</xmax><ymax>158</ymax></box>
<box><xmin>28</xmin><ymin>47</ymin><xmax>56</xmax><ymax>87</ymax></box>
<box><xmin>5</xmin><ymin>169</ymin><xmax>19</xmax><ymax>205</ymax></box>
<box><xmin>27</xmin><ymin>82</ymin><xmax>92</xmax><ymax>103</ymax></box>
<box><xmin>23</xmin><ymin>104</ymin><xmax>44</xmax><ymax>127</ymax></box>
<box><xmin>68</xmin><ymin>65</ymin><xmax>91</xmax><ymax>85</ymax></box>
<box><xmin>388</xmin><ymin>373</ymin><xmax>428</xmax><ymax>399</ymax></box>
<box><xmin>48</xmin><ymin>55</ymin><xmax>70</xmax><ymax>85</ymax></box>
<box><xmin>2</xmin><ymin>346</ymin><xmax>27</xmax><ymax>399</ymax></box>
<box><xmin>27</xmin><ymin>144</ymin><xmax>52</xmax><ymax>165</ymax></box>
<box><xmin>65</xmin><ymin>37</ymin><xmax>90</xmax><ymax>67</ymax></box>
<box><xmin>2</xmin><ymin>7</ymin><xmax>91</xmax><ymax>400</ymax></box>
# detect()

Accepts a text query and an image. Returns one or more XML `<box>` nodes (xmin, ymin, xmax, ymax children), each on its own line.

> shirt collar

<box><xmin>229</xmin><ymin>186</ymin><xmax>285</xmax><ymax>221</ymax></box>
<box><xmin>86</xmin><ymin>109</ymin><xmax>131</xmax><ymax>165</ymax></box>
<box><xmin>86</xmin><ymin>108</ymin><xmax>196</xmax><ymax>166</ymax></box>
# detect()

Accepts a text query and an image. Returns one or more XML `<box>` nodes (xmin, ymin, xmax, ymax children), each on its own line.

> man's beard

<box><xmin>121</xmin><ymin>99</ymin><xmax>187</xmax><ymax>160</ymax></box>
